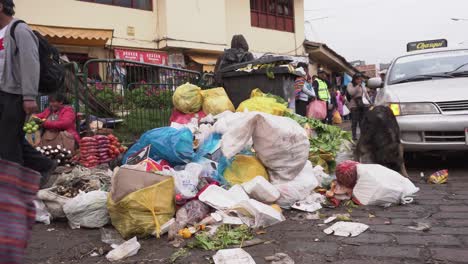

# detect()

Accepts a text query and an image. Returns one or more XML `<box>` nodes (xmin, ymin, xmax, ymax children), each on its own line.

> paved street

<box><xmin>25</xmin><ymin>152</ymin><xmax>468</xmax><ymax>264</ymax></box>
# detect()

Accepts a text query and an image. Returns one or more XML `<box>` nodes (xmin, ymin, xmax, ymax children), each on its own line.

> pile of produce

<box><xmin>108</xmin><ymin>134</ymin><xmax>126</xmax><ymax>159</ymax></box>
<box><xmin>284</xmin><ymin>112</ymin><xmax>352</xmax><ymax>173</ymax></box>
<box><xmin>36</xmin><ymin>145</ymin><xmax>74</xmax><ymax>167</ymax></box>
<box><xmin>50</xmin><ymin>166</ymin><xmax>112</xmax><ymax>198</ymax></box>
<box><xmin>80</xmin><ymin>137</ymin><xmax>99</xmax><ymax>168</ymax></box>
<box><xmin>95</xmin><ymin>135</ymin><xmax>112</xmax><ymax>164</ymax></box>
<box><xmin>23</xmin><ymin>119</ymin><xmax>41</xmax><ymax>134</ymax></box>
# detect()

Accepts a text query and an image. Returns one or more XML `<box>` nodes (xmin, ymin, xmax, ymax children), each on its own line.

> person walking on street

<box><xmin>347</xmin><ymin>73</ymin><xmax>371</xmax><ymax>140</ymax></box>
<box><xmin>294</xmin><ymin>62</ymin><xmax>315</xmax><ymax>116</ymax></box>
<box><xmin>312</xmin><ymin>70</ymin><xmax>332</xmax><ymax>123</ymax></box>
<box><xmin>0</xmin><ymin>0</ymin><xmax>55</xmax><ymax>183</ymax></box>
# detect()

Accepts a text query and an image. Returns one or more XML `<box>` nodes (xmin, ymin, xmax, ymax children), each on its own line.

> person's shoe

<box><xmin>39</xmin><ymin>160</ymin><xmax>58</xmax><ymax>189</ymax></box>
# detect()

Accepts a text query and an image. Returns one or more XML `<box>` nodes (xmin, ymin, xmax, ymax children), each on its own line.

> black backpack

<box><xmin>11</xmin><ymin>20</ymin><xmax>64</xmax><ymax>95</ymax></box>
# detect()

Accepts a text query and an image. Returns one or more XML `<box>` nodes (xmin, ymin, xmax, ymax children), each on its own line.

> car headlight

<box><xmin>389</xmin><ymin>103</ymin><xmax>440</xmax><ymax>116</ymax></box>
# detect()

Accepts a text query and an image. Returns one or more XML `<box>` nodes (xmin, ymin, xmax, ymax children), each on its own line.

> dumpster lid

<box><xmin>220</xmin><ymin>55</ymin><xmax>293</xmax><ymax>73</ymax></box>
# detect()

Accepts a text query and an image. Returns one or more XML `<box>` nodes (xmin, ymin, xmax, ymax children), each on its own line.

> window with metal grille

<box><xmin>79</xmin><ymin>0</ymin><xmax>152</xmax><ymax>11</ymax></box>
<box><xmin>250</xmin><ymin>0</ymin><xmax>295</xmax><ymax>32</ymax></box>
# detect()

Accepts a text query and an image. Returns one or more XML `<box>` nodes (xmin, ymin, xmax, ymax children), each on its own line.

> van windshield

<box><xmin>389</xmin><ymin>50</ymin><xmax>468</xmax><ymax>84</ymax></box>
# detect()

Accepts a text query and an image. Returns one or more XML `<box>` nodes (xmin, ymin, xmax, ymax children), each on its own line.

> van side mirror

<box><xmin>367</xmin><ymin>77</ymin><xmax>383</xmax><ymax>89</ymax></box>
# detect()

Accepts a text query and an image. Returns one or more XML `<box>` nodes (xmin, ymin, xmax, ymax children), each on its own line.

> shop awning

<box><xmin>30</xmin><ymin>24</ymin><xmax>113</xmax><ymax>47</ymax></box>
<box><xmin>187</xmin><ymin>53</ymin><xmax>219</xmax><ymax>72</ymax></box>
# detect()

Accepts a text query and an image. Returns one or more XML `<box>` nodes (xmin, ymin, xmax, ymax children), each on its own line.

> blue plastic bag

<box><xmin>123</xmin><ymin>127</ymin><xmax>194</xmax><ymax>166</ymax></box>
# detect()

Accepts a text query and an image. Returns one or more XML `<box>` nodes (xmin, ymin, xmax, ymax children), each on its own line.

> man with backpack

<box><xmin>0</xmin><ymin>0</ymin><xmax>57</xmax><ymax>187</ymax></box>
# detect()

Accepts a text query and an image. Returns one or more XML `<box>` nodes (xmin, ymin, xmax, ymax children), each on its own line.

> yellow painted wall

<box><xmin>15</xmin><ymin>0</ymin><xmax>159</xmax><ymax>50</ymax></box>
<box><xmin>225</xmin><ymin>0</ymin><xmax>305</xmax><ymax>56</ymax></box>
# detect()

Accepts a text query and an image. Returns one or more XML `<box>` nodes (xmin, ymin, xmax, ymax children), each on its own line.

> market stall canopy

<box><xmin>30</xmin><ymin>24</ymin><xmax>113</xmax><ymax>47</ymax></box>
<box><xmin>187</xmin><ymin>53</ymin><xmax>219</xmax><ymax>72</ymax></box>
<box><xmin>303</xmin><ymin>41</ymin><xmax>358</xmax><ymax>76</ymax></box>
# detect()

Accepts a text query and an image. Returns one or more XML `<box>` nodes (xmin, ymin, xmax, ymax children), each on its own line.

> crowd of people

<box><xmin>294</xmin><ymin>64</ymin><xmax>377</xmax><ymax>140</ymax></box>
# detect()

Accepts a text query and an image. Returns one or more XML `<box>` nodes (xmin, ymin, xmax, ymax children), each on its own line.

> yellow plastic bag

<box><xmin>237</xmin><ymin>97</ymin><xmax>287</xmax><ymax>116</ymax></box>
<box><xmin>224</xmin><ymin>155</ymin><xmax>269</xmax><ymax>186</ymax></box>
<box><xmin>250</xmin><ymin>88</ymin><xmax>265</xmax><ymax>98</ymax></box>
<box><xmin>107</xmin><ymin>178</ymin><xmax>175</xmax><ymax>239</ymax></box>
<box><xmin>172</xmin><ymin>83</ymin><xmax>203</xmax><ymax>114</ymax></box>
<box><xmin>201</xmin><ymin>87</ymin><xmax>235</xmax><ymax>115</ymax></box>
<box><xmin>332</xmin><ymin>111</ymin><xmax>342</xmax><ymax>124</ymax></box>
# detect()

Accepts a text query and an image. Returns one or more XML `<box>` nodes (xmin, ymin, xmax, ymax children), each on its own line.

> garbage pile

<box><xmin>33</xmin><ymin>83</ymin><xmax>420</xmax><ymax>263</ymax></box>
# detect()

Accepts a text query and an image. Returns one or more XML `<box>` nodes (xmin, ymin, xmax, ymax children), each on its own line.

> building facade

<box><xmin>16</xmin><ymin>0</ymin><xmax>305</xmax><ymax>73</ymax></box>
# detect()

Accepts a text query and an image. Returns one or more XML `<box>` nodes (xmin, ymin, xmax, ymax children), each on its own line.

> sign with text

<box><xmin>407</xmin><ymin>39</ymin><xmax>448</xmax><ymax>52</ymax></box>
<box><xmin>114</xmin><ymin>49</ymin><xmax>168</xmax><ymax>65</ymax></box>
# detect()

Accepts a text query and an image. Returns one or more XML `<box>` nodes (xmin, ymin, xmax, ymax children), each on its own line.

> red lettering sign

<box><xmin>114</xmin><ymin>49</ymin><xmax>168</xmax><ymax>65</ymax></box>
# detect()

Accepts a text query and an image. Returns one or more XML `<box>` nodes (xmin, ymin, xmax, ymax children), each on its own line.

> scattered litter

<box><xmin>190</xmin><ymin>225</ymin><xmax>253</xmax><ymax>251</ymax></box>
<box><xmin>106</xmin><ymin>237</ymin><xmax>141</xmax><ymax>262</ymax></box>
<box><xmin>232</xmin><ymin>199</ymin><xmax>285</xmax><ymax>228</ymax></box>
<box><xmin>265</xmin><ymin>252</ymin><xmax>295</xmax><ymax>264</ymax></box>
<box><xmin>100</xmin><ymin>228</ymin><xmax>125</xmax><ymax>247</ymax></box>
<box><xmin>90</xmin><ymin>252</ymin><xmax>99</xmax><ymax>257</ymax></box>
<box><xmin>290</xmin><ymin>212</ymin><xmax>320</xmax><ymax>222</ymax></box>
<box><xmin>323</xmin><ymin>221</ymin><xmax>369</xmax><ymax>237</ymax></box>
<box><xmin>428</xmin><ymin>170</ymin><xmax>448</xmax><ymax>184</ymax></box>
<box><xmin>420</xmin><ymin>172</ymin><xmax>425</xmax><ymax>178</ymax></box>
<box><xmin>213</xmin><ymin>248</ymin><xmax>256</xmax><ymax>264</ymax></box>
<box><xmin>408</xmin><ymin>222</ymin><xmax>431</xmax><ymax>232</ymax></box>
<box><xmin>291</xmin><ymin>193</ymin><xmax>324</xmax><ymax>212</ymax></box>
<box><xmin>199</xmin><ymin>185</ymin><xmax>249</xmax><ymax>211</ymax></box>
<box><xmin>237</xmin><ymin>238</ymin><xmax>268</xmax><ymax>248</ymax></box>
<box><xmin>170</xmin><ymin>248</ymin><xmax>190</xmax><ymax>263</ymax></box>
<box><xmin>324</xmin><ymin>214</ymin><xmax>351</xmax><ymax>224</ymax></box>
<box><xmin>46</xmin><ymin>228</ymin><xmax>55</xmax><ymax>232</ymax></box>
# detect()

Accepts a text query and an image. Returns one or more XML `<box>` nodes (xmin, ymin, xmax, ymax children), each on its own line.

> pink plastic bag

<box><xmin>307</xmin><ymin>100</ymin><xmax>327</xmax><ymax>120</ymax></box>
<box><xmin>169</xmin><ymin>108</ymin><xmax>207</xmax><ymax>124</ymax></box>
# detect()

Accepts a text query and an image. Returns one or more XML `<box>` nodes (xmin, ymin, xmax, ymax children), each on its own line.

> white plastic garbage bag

<box><xmin>106</xmin><ymin>237</ymin><xmax>141</xmax><ymax>262</ymax></box>
<box><xmin>353</xmin><ymin>164</ymin><xmax>419</xmax><ymax>207</ymax></box>
<box><xmin>34</xmin><ymin>200</ymin><xmax>51</xmax><ymax>225</ymax></box>
<box><xmin>242</xmin><ymin>176</ymin><xmax>280</xmax><ymax>204</ymax></box>
<box><xmin>232</xmin><ymin>199</ymin><xmax>285</xmax><ymax>228</ymax></box>
<box><xmin>63</xmin><ymin>190</ymin><xmax>109</xmax><ymax>229</ymax></box>
<box><xmin>161</xmin><ymin>163</ymin><xmax>203</xmax><ymax>199</ymax></box>
<box><xmin>273</xmin><ymin>161</ymin><xmax>319</xmax><ymax>209</ymax></box>
<box><xmin>213</xmin><ymin>248</ymin><xmax>256</xmax><ymax>264</ymax></box>
<box><xmin>221</xmin><ymin>112</ymin><xmax>309</xmax><ymax>182</ymax></box>
<box><xmin>37</xmin><ymin>188</ymin><xmax>71</xmax><ymax>219</ymax></box>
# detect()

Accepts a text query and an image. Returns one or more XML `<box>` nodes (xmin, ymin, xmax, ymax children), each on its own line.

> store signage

<box><xmin>114</xmin><ymin>49</ymin><xmax>168</xmax><ymax>65</ymax></box>
<box><xmin>407</xmin><ymin>39</ymin><xmax>448</xmax><ymax>52</ymax></box>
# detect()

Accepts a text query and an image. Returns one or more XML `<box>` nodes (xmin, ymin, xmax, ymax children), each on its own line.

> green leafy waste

<box><xmin>170</xmin><ymin>248</ymin><xmax>190</xmax><ymax>263</ymax></box>
<box><xmin>188</xmin><ymin>225</ymin><xmax>253</xmax><ymax>251</ymax></box>
<box><xmin>284</xmin><ymin>112</ymin><xmax>352</xmax><ymax>172</ymax></box>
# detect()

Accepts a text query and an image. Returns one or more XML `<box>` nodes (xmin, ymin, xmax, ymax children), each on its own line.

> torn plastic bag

<box><xmin>123</xmin><ymin>127</ymin><xmax>194</xmax><ymax>166</ymax></box>
<box><xmin>199</xmin><ymin>185</ymin><xmax>249</xmax><ymax>211</ymax></box>
<box><xmin>168</xmin><ymin>200</ymin><xmax>210</xmax><ymax>240</ymax></box>
<box><xmin>63</xmin><ymin>190</ymin><xmax>109</xmax><ymax>229</ymax></box>
<box><xmin>34</xmin><ymin>200</ymin><xmax>51</xmax><ymax>225</ymax></box>
<box><xmin>107</xmin><ymin>176</ymin><xmax>175</xmax><ymax>239</ymax></box>
<box><xmin>242</xmin><ymin>176</ymin><xmax>280</xmax><ymax>204</ymax></box>
<box><xmin>160</xmin><ymin>163</ymin><xmax>203</xmax><ymax>199</ymax></box>
<box><xmin>172</xmin><ymin>83</ymin><xmax>203</xmax><ymax>114</ymax></box>
<box><xmin>222</xmin><ymin>112</ymin><xmax>309</xmax><ymax>182</ymax></box>
<box><xmin>232</xmin><ymin>199</ymin><xmax>285</xmax><ymax>229</ymax></box>
<box><xmin>273</xmin><ymin>161</ymin><xmax>319</xmax><ymax>209</ymax></box>
<box><xmin>353</xmin><ymin>164</ymin><xmax>419</xmax><ymax>207</ymax></box>
<box><xmin>37</xmin><ymin>188</ymin><xmax>71</xmax><ymax>219</ymax></box>
<box><xmin>223</xmin><ymin>155</ymin><xmax>269</xmax><ymax>186</ymax></box>
<box><xmin>169</xmin><ymin>108</ymin><xmax>206</xmax><ymax>125</ymax></box>
<box><xmin>213</xmin><ymin>248</ymin><xmax>256</xmax><ymax>264</ymax></box>
<box><xmin>201</xmin><ymin>87</ymin><xmax>235</xmax><ymax>115</ymax></box>
<box><xmin>106</xmin><ymin>237</ymin><xmax>141</xmax><ymax>262</ymax></box>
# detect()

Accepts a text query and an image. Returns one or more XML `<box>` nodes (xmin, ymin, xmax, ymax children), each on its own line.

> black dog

<box><xmin>355</xmin><ymin>105</ymin><xmax>408</xmax><ymax>177</ymax></box>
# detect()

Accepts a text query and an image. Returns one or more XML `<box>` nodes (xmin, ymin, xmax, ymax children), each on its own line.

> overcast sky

<box><xmin>304</xmin><ymin>0</ymin><xmax>468</xmax><ymax>65</ymax></box>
